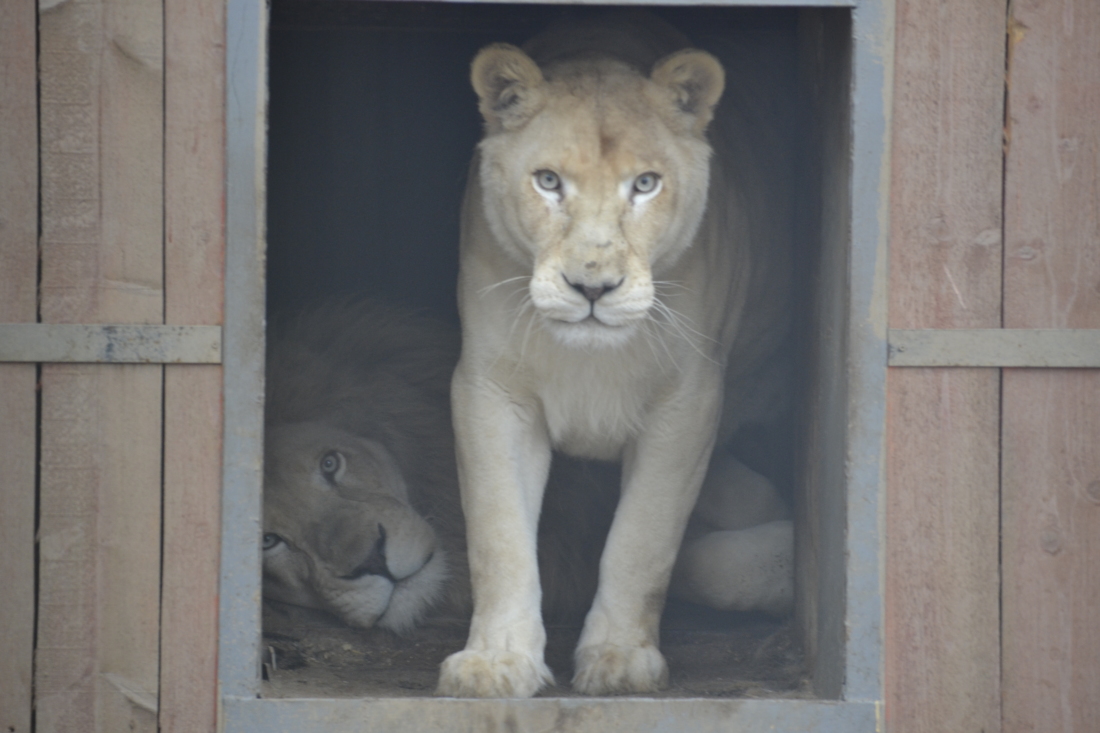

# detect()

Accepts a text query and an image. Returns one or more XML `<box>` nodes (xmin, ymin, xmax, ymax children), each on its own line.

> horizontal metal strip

<box><xmin>0</xmin><ymin>324</ymin><xmax>222</xmax><ymax>364</ymax></box>
<box><xmin>888</xmin><ymin>329</ymin><xmax>1100</xmax><ymax>368</ymax></box>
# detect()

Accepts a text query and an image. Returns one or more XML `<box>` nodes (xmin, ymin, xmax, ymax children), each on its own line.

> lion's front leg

<box><xmin>572</xmin><ymin>391</ymin><xmax>719</xmax><ymax>695</ymax></box>
<box><xmin>436</xmin><ymin>371</ymin><xmax>553</xmax><ymax>698</ymax></box>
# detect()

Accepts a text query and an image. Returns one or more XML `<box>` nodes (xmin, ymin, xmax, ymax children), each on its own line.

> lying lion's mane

<box><xmin>265</xmin><ymin>298</ymin><xmax>618</xmax><ymax>625</ymax></box>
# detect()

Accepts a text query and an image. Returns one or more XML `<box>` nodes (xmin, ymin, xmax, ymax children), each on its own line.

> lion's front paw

<box><xmin>572</xmin><ymin>643</ymin><xmax>668</xmax><ymax>695</ymax></box>
<box><xmin>436</xmin><ymin>649</ymin><xmax>553</xmax><ymax>698</ymax></box>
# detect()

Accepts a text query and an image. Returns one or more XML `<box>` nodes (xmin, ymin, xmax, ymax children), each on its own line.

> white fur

<box><xmin>263</xmin><ymin>423</ymin><xmax>451</xmax><ymax>635</ymax></box>
<box><xmin>670</xmin><ymin>520</ymin><xmax>794</xmax><ymax>615</ymax></box>
<box><xmin>439</xmin><ymin>31</ymin><xmax>792</xmax><ymax>699</ymax></box>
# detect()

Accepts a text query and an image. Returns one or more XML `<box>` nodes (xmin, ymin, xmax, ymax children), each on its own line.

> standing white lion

<box><xmin>438</xmin><ymin>14</ymin><xmax>795</xmax><ymax>698</ymax></box>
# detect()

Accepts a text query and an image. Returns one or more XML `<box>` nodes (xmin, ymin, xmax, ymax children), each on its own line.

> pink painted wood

<box><xmin>0</xmin><ymin>1</ymin><xmax>40</xmax><ymax>731</ymax></box>
<box><xmin>1001</xmin><ymin>1</ymin><xmax>1100</xmax><ymax>730</ymax></box>
<box><xmin>885</xmin><ymin>0</ymin><xmax>1006</xmax><ymax>730</ymax></box>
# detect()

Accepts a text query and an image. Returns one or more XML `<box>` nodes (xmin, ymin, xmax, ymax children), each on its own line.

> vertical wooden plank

<box><xmin>1001</xmin><ymin>371</ymin><xmax>1100</xmax><ymax>732</ymax></box>
<box><xmin>35</xmin><ymin>0</ymin><xmax>165</xmax><ymax>732</ymax></box>
<box><xmin>160</xmin><ymin>0</ymin><xmax>226</xmax><ymax>730</ymax></box>
<box><xmin>1002</xmin><ymin>1</ymin><xmax>1100</xmax><ymax>730</ymax></box>
<box><xmin>885</xmin><ymin>0</ymin><xmax>1005</xmax><ymax>730</ymax></box>
<box><xmin>0</xmin><ymin>1</ymin><xmax>39</xmax><ymax>731</ymax></box>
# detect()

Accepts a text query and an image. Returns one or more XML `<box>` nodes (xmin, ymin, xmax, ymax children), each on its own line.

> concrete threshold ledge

<box><xmin>222</xmin><ymin>696</ymin><xmax>879</xmax><ymax>733</ymax></box>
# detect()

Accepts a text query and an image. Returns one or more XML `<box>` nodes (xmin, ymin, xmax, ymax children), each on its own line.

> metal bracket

<box><xmin>888</xmin><ymin>329</ymin><xmax>1100</xmax><ymax>368</ymax></box>
<box><xmin>0</xmin><ymin>324</ymin><xmax>222</xmax><ymax>364</ymax></box>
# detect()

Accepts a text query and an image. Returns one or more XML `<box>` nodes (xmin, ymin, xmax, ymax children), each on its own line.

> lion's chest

<box><xmin>531</xmin><ymin>347</ymin><xmax>660</xmax><ymax>461</ymax></box>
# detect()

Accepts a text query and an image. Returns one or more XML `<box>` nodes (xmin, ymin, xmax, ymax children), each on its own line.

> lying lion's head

<box><xmin>262</xmin><ymin>421</ymin><xmax>450</xmax><ymax>633</ymax></box>
<box><xmin>261</xmin><ymin>299</ymin><xmax>463</xmax><ymax>633</ymax></box>
<box><xmin>471</xmin><ymin>43</ymin><xmax>724</xmax><ymax>349</ymax></box>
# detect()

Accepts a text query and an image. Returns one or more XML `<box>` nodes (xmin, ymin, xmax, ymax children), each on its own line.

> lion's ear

<box><xmin>650</xmin><ymin>50</ymin><xmax>725</xmax><ymax>134</ymax></box>
<box><xmin>471</xmin><ymin>44</ymin><xmax>545</xmax><ymax>132</ymax></box>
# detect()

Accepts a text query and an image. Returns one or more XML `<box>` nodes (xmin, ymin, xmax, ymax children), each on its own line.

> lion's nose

<box><xmin>340</xmin><ymin>523</ymin><xmax>394</xmax><ymax>581</ymax></box>
<box><xmin>566</xmin><ymin>277</ymin><xmax>622</xmax><ymax>303</ymax></box>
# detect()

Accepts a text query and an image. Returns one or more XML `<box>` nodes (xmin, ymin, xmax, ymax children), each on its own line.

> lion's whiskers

<box><xmin>641</xmin><ymin>318</ymin><xmax>678</xmax><ymax>375</ymax></box>
<box><xmin>478</xmin><ymin>275</ymin><xmax>531</xmax><ymax>297</ymax></box>
<box><xmin>648</xmin><ymin>297</ymin><xmax>721</xmax><ymax>367</ymax></box>
<box><xmin>652</xmin><ymin>280</ymin><xmax>689</xmax><ymax>296</ymax></box>
<box><xmin>515</xmin><ymin>295</ymin><xmax>542</xmax><ymax>369</ymax></box>
<box><xmin>487</xmin><ymin>290</ymin><xmax>540</xmax><ymax>378</ymax></box>
<box><xmin>645</xmin><ymin>312</ymin><xmax>686</xmax><ymax>367</ymax></box>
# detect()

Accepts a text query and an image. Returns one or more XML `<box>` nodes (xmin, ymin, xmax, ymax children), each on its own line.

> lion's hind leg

<box><xmin>670</xmin><ymin>520</ymin><xmax>793</xmax><ymax>615</ymax></box>
<box><xmin>669</xmin><ymin>451</ymin><xmax>794</xmax><ymax>615</ymax></box>
<box><xmin>693</xmin><ymin>449</ymin><xmax>788</xmax><ymax>531</ymax></box>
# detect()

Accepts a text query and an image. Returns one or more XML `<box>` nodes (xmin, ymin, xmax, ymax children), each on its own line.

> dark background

<box><xmin>266</xmin><ymin>2</ymin><xmax>805</xmax><ymax>327</ymax></box>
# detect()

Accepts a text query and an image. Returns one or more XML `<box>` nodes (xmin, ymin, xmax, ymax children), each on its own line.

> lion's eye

<box><xmin>632</xmin><ymin>172</ymin><xmax>661</xmax><ymax>195</ymax></box>
<box><xmin>533</xmin><ymin>169</ymin><xmax>562</xmax><ymax>193</ymax></box>
<box><xmin>319</xmin><ymin>450</ymin><xmax>344</xmax><ymax>480</ymax></box>
<box><xmin>262</xmin><ymin>533</ymin><xmax>283</xmax><ymax>551</ymax></box>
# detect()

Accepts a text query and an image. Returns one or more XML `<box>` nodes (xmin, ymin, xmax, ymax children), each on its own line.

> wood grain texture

<box><xmin>1003</xmin><ymin>0</ymin><xmax>1100</xmax><ymax>332</ymax></box>
<box><xmin>0</xmin><ymin>0</ymin><xmax>38</xmax><ymax>318</ymax></box>
<box><xmin>36</xmin><ymin>366</ymin><xmax>163</xmax><ymax>733</ymax></box>
<box><xmin>885</xmin><ymin>0</ymin><xmax>1006</xmax><ymax>730</ymax></box>
<box><xmin>161</xmin><ymin>367</ymin><xmax>223</xmax><ymax>733</ymax></box>
<box><xmin>160</xmin><ymin>0</ymin><xmax>226</xmax><ymax>730</ymax></box>
<box><xmin>36</xmin><ymin>0</ymin><xmax>165</xmax><ymax>731</ymax></box>
<box><xmin>0</xmin><ymin>1</ymin><xmax>39</xmax><ymax>731</ymax></box>
<box><xmin>0</xmin><ymin>368</ymin><xmax>37</xmax><ymax>733</ymax></box>
<box><xmin>1002</xmin><ymin>1</ymin><xmax>1100</xmax><ymax>730</ymax></box>
<box><xmin>38</xmin><ymin>0</ymin><xmax>164</xmax><ymax>323</ymax></box>
<box><xmin>884</xmin><ymin>371</ymin><xmax>1001</xmax><ymax>732</ymax></box>
<box><xmin>1001</xmin><ymin>371</ymin><xmax>1100</xmax><ymax>733</ymax></box>
<box><xmin>888</xmin><ymin>1</ymin><xmax>1007</xmax><ymax>331</ymax></box>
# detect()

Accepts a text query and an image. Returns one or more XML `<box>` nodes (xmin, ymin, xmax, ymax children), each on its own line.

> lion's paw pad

<box><xmin>436</xmin><ymin>649</ymin><xmax>553</xmax><ymax>698</ymax></box>
<box><xmin>572</xmin><ymin>643</ymin><xmax>668</xmax><ymax>695</ymax></box>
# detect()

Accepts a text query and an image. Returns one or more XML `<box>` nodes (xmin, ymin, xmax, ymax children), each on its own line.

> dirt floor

<box><xmin>261</xmin><ymin>600</ymin><xmax>811</xmax><ymax>699</ymax></box>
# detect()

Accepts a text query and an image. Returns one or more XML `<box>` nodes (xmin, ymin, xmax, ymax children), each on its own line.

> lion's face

<box><xmin>262</xmin><ymin>422</ymin><xmax>448</xmax><ymax>633</ymax></box>
<box><xmin>472</xmin><ymin>47</ymin><xmax>724</xmax><ymax>349</ymax></box>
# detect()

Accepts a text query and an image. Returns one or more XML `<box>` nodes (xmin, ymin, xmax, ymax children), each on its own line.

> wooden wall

<box><xmin>0</xmin><ymin>2</ymin><xmax>40</xmax><ymax>732</ymax></box>
<box><xmin>160</xmin><ymin>0</ymin><xmax>225</xmax><ymax>729</ymax></box>
<box><xmin>886</xmin><ymin>0</ymin><xmax>1099</xmax><ymax>731</ymax></box>
<box><xmin>0</xmin><ymin>0</ymin><xmax>1097</xmax><ymax>731</ymax></box>
<box><xmin>1000</xmin><ymin>1</ymin><xmax>1100</xmax><ymax>729</ymax></box>
<box><xmin>885</xmin><ymin>0</ymin><xmax>1004</xmax><ymax>729</ymax></box>
<box><xmin>0</xmin><ymin>0</ymin><xmax>225</xmax><ymax>731</ymax></box>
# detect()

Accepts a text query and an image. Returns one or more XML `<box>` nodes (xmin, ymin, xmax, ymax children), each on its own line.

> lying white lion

<box><xmin>262</xmin><ymin>300</ymin><xmax>789</xmax><ymax>640</ymax></box>
<box><xmin>263</xmin><ymin>301</ymin><xmax>467</xmax><ymax>634</ymax></box>
<box><xmin>438</xmin><ymin>14</ymin><xmax>794</xmax><ymax>698</ymax></box>
<box><xmin>263</xmin><ymin>300</ymin><xmax>646</xmax><ymax>636</ymax></box>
